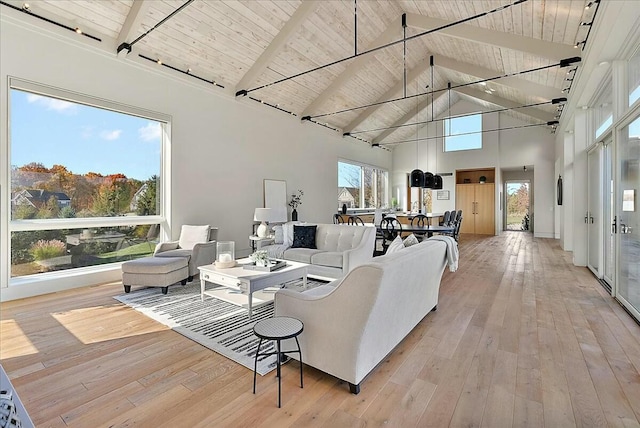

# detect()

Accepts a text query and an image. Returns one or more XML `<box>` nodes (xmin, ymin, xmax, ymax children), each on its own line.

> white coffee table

<box><xmin>198</xmin><ymin>259</ymin><xmax>308</xmax><ymax>318</ymax></box>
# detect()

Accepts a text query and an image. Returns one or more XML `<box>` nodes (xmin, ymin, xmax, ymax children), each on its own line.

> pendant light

<box><xmin>432</xmin><ymin>59</ymin><xmax>443</xmax><ymax>190</ymax></box>
<box><xmin>408</xmin><ymin>17</ymin><xmax>424</xmax><ymax>188</ymax></box>
<box><xmin>422</xmin><ymin>55</ymin><xmax>435</xmax><ymax>189</ymax></box>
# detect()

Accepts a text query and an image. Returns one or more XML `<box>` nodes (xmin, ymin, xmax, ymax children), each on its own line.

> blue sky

<box><xmin>338</xmin><ymin>161</ymin><xmax>360</xmax><ymax>187</ymax></box>
<box><xmin>10</xmin><ymin>90</ymin><xmax>161</xmax><ymax>181</ymax></box>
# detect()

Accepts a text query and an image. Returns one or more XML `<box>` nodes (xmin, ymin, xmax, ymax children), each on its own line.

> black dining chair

<box><xmin>333</xmin><ymin>213</ymin><xmax>345</xmax><ymax>224</ymax></box>
<box><xmin>348</xmin><ymin>215</ymin><xmax>365</xmax><ymax>225</ymax></box>
<box><xmin>440</xmin><ymin>211</ymin><xmax>451</xmax><ymax>226</ymax></box>
<box><xmin>379</xmin><ymin>217</ymin><xmax>402</xmax><ymax>254</ymax></box>
<box><xmin>411</xmin><ymin>214</ymin><xmax>428</xmax><ymax>241</ymax></box>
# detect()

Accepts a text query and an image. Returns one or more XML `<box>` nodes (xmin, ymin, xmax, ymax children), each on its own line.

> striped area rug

<box><xmin>114</xmin><ymin>277</ymin><xmax>328</xmax><ymax>375</ymax></box>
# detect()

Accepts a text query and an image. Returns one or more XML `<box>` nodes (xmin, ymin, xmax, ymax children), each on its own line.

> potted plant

<box><xmin>288</xmin><ymin>189</ymin><xmax>303</xmax><ymax>221</ymax></box>
<box><xmin>249</xmin><ymin>250</ymin><xmax>269</xmax><ymax>267</ymax></box>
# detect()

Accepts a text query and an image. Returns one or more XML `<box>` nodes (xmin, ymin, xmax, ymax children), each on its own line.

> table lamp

<box><xmin>254</xmin><ymin>208</ymin><xmax>272</xmax><ymax>238</ymax></box>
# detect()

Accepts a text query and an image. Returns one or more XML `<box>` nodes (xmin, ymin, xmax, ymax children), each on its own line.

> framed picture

<box><xmin>263</xmin><ymin>179</ymin><xmax>287</xmax><ymax>222</ymax></box>
<box><xmin>437</xmin><ymin>190</ymin><xmax>450</xmax><ymax>200</ymax></box>
<box><xmin>623</xmin><ymin>189</ymin><xmax>635</xmax><ymax>212</ymax></box>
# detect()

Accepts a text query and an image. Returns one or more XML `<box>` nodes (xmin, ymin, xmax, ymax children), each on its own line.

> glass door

<box><xmin>603</xmin><ymin>138</ymin><xmax>615</xmax><ymax>287</ymax></box>
<box><xmin>615</xmin><ymin>114</ymin><xmax>640</xmax><ymax>320</ymax></box>
<box><xmin>587</xmin><ymin>146</ymin><xmax>602</xmax><ymax>276</ymax></box>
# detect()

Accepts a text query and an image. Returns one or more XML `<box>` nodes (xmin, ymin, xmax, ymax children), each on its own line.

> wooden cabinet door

<box><xmin>474</xmin><ymin>183</ymin><xmax>495</xmax><ymax>234</ymax></box>
<box><xmin>456</xmin><ymin>184</ymin><xmax>476</xmax><ymax>234</ymax></box>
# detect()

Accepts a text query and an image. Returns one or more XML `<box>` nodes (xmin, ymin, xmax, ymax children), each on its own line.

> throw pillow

<box><xmin>292</xmin><ymin>225</ymin><xmax>317</xmax><ymax>249</ymax></box>
<box><xmin>282</xmin><ymin>221</ymin><xmax>298</xmax><ymax>247</ymax></box>
<box><xmin>403</xmin><ymin>233</ymin><xmax>420</xmax><ymax>247</ymax></box>
<box><xmin>178</xmin><ymin>225</ymin><xmax>210</xmax><ymax>250</ymax></box>
<box><xmin>273</xmin><ymin>225</ymin><xmax>284</xmax><ymax>244</ymax></box>
<box><xmin>386</xmin><ymin>235</ymin><xmax>405</xmax><ymax>254</ymax></box>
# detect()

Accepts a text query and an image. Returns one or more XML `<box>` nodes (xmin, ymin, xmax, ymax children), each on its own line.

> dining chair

<box><xmin>440</xmin><ymin>211</ymin><xmax>451</xmax><ymax>226</ymax></box>
<box><xmin>333</xmin><ymin>213</ymin><xmax>345</xmax><ymax>224</ymax></box>
<box><xmin>379</xmin><ymin>217</ymin><xmax>402</xmax><ymax>254</ymax></box>
<box><xmin>411</xmin><ymin>214</ymin><xmax>428</xmax><ymax>241</ymax></box>
<box><xmin>348</xmin><ymin>215</ymin><xmax>365</xmax><ymax>225</ymax></box>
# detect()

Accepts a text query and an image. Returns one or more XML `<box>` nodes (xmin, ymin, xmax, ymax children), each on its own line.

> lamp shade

<box><xmin>433</xmin><ymin>175</ymin><xmax>443</xmax><ymax>190</ymax></box>
<box><xmin>410</xmin><ymin>169</ymin><xmax>425</xmax><ymax>187</ymax></box>
<box><xmin>423</xmin><ymin>172</ymin><xmax>435</xmax><ymax>188</ymax></box>
<box><xmin>254</xmin><ymin>208</ymin><xmax>272</xmax><ymax>222</ymax></box>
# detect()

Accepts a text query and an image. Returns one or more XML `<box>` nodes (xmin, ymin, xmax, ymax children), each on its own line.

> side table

<box><xmin>249</xmin><ymin>235</ymin><xmax>274</xmax><ymax>251</ymax></box>
<box><xmin>253</xmin><ymin>316</ymin><xmax>303</xmax><ymax>407</ymax></box>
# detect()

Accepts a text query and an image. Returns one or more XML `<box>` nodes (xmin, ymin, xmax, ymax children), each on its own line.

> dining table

<box><xmin>376</xmin><ymin>224</ymin><xmax>455</xmax><ymax>238</ymax></box>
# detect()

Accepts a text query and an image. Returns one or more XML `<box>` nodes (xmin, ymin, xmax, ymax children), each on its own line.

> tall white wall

<box><xmin>391</xmin><ymin>100</ymin><xmax>556</xmax><ymax>238</ymax></box>
<box><xmin>0</xmin><ymin>12</ymin><xmax>391</xmax><ymax>298</ymax></box>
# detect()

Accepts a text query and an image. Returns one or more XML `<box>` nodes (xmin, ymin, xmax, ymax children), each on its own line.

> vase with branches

<box><xmin>288</xmin><ymin>189</ymin><xmax>303</xmax><ymax>221</ymax></box>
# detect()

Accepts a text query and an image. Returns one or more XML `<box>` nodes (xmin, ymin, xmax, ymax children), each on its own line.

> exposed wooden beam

<box><xmin>454</xmin><ymin>87</ymin><xmax>554</xmax><ymax>123</ymax></box>
<box><xmin>406</xmin><ymin>13</ymin><xmax>577</xmax><ymax>62</ymax></box>
<box><xmin>301</xmin><ymin>16</ymin><xmax>403</xmax><ymax>118</ymax></box>
<box><xmin>372</xmin><ymin>93</ymin><xmax>446</xmax><ymax>144</ymax></box>
<box><xmin>343</xmin><ymin>57</ymin><xmax>425</xmax><ymax>134</ymax></box>
<box><xmin>434</xmin><ymin>55</ymin><xmax>563</xmax><ymax>100</ymax></box>
<box><xmin>116</xmin><ymin>0</ymin><xmax>151</xmax><ymax>50</ymax></box>
<box><xmin>235</xmin><ymin>1</ymin><xmax>321</xmax><ymax>92</ymax></box>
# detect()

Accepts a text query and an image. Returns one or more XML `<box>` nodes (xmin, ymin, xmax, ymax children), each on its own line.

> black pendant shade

<box><xmin>433</xmin><ymin>174</ymin><xmax>443</xmax><ymax>190</ymax></box>
<box><xmin>423</xmin><ymin>172</ymin><xmax>434</xmax><ymax>188</ymax></box>
<box><xmin>410</xmin><ymin>169</ymin><xmax>425</xmax><ymax>187</ymax></box>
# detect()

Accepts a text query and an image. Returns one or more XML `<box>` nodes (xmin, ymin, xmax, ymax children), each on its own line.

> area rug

<box><xmin>114</xmin><ymin>277</ymin><xmax>328</xmax><ymax>375</ymax></box>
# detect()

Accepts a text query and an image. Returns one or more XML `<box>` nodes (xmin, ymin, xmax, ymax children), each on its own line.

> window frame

<box><xmin>443</xmin><ymin>113</ymin><xmax>483</xmax><ymax>152</ymax></box>
<box><xmin>338</xmin><ymin>159</ymin><xmax>388</xmax><ymax>210</ymax></box>
<box><xmin>4</xmin><ymin>77</ymin><xmax>171</xmax><ymax>285</ymax></box>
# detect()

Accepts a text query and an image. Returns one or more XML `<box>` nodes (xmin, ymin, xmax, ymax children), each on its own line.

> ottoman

<box><xmin>122</xmin><ymin>256</ymin><xmax>189</xmax><ymax>294</ymax></box>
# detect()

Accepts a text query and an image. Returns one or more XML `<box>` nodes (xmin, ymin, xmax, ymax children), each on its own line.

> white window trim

<box><xmin>2</xmin><ymin>78</ymin><xmax>172</xmax><ymax>299</ymax></box>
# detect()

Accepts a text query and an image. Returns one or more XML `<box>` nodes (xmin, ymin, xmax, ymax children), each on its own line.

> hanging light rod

<box><xmin>380</xmin><ymin>121</ymin><xmax>559</xmax><ymax>146</ymax></box>
<box><xmin>0</xmin><ymin>1</ymin><xmax>102</xmax><ymax>41</ymax></box>
<box><xmin>348</xmin><ymin>98</ymin><xmax>566</xmax><ymax>136</ymax></box>
<box><xmin>138</xmin><ymin>54</ymin><xmax>225</xmax><ymax>88</ymax></box>
<box><xmin>117</xmin><ymin>0</ymin><xmax>195</xmax><ymax>54</ymax></box>
<box><xmin>311</xmin><ymin>57</ymin><xmax>579</xmax><ymax>120</ymax></box>
<box><xmin>235</xmin><ymin>0</ymin><xmax>528</xmax><ymax>97</ymax></box>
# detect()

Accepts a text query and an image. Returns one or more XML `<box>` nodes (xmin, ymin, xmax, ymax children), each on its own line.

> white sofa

<box><xmin>259</xmin><ymin>223</ymin><xmax>376</xmax><ymax>278</ymax></box>
<box><xmin>274</xmin><ymin>238</ymin><xmax>448</xmax><ymax>394</ymax></box>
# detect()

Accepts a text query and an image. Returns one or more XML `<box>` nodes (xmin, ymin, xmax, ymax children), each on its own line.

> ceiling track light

<box><xmin>0</xmin><ymin>0</ymin><xmax>102</xmax><ymax>41</ymax></box>
<box><xmin>574</xmin><ymin>41</ymin><xmax>586</xmax><ymax>48</ymax></box>
<box><xmin>138</xmin><ymin>54</ymin><xmax>224</xmax><ymax>88</ymax></box>
<box><xmin>580</xmin><ymin>21</ymin><xmax>592</xmax><ymax>26</ymax></box>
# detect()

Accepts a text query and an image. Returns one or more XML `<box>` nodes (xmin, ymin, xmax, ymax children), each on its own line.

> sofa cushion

<box><xmin>122</xmin><ymin>256</ymin><xmax>187</xmax><ymax>274</ymax></box>
<box><xmin>283</xmin><ymin>248</ymin><xmax>324</xmax><ymax>264</ymax></box>
<box><xmin>386</xmin><ymin>235</ymin><xmax>405</xmax><ymax>254</ymax></box>
<box><xmin>155</xmin><ymin>248</ymin><xmax>192</xmax><ymax>259</ymax></box>
<box><xmin>178</xmin><ymin>225</ymin><xmax>210</xmax><ymax>250</ymax></box>
<box><xmin>403</xmin><ymin>233</ymin><xmax>420</xmax><ymax>247</ymax></box>
<box><xmin>273</xmin><ymin>225</ymin><xmax>284</xmax><ymax>244</ymax></box>
<box><xmin>282</xmin><ymin>221</ymin><xmax>299</xmax><ymax>247</ymax></box>
<box><xmin>292</xmin><ymin>225</ymin><xmax>317</xmax><ymax>249</ymax></box>
<box><xmin>310</xmin><ymin>251</ymin><xmax>343</xmax><ymax>268</ymax></box>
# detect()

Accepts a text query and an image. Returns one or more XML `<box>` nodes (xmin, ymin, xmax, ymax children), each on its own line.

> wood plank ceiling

<box><xmin>4</xmin><ymin>0</ymin><xmax>599</xmax><ymax>147</ymax></box>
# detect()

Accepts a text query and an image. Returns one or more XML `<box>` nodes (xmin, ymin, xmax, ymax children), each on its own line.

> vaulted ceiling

<box><xmin>3</xmin><ymin>0</ymin><xmax>600</xmax><ymax>146</ymax></box>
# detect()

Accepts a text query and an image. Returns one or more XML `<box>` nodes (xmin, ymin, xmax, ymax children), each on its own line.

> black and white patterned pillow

<box><xmin>291</xmin><ymin>225</ymin><xmax>317</xmax><ymax>249</ymax></box>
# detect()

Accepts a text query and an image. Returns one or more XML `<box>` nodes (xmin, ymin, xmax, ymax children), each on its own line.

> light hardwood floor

<box><xmin>2</xmin><ymin>232</ymin><xmax>640</xmax><ymax>427</ymax></box>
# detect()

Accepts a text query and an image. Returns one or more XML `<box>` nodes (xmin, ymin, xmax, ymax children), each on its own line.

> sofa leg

<box><xmin>181</xmin><ymin>278</ymin><xmax>187</xmax><ymax>285</ymax></box>
<box><xmin>431</xmin><ymin>304</ymin><xmax>438</xmax><ymax>312</ymax></box>
<box><xmin>161</xmin><ymin>287</ymin><xmax>168</xmax><ymax>295</ymax></box>
<box><xmin>124</xmin><ymin>285</ymin><xmax>131</xmax><ymax>293</ymax></box>
<box><xmin>188</xmin><ymin>275</ymin><xmax>194</xmax><ymax>282</ymax></box>
<box><xmin>348</xmin><ymin>383</ymin><xmax>360</xmax><ymax>395</ymax></box>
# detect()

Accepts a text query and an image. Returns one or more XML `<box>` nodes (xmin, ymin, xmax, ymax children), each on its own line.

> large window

<box><xmin>444</xmin><ymin>114</ymin><xmax>482</xmax><ymax>152</ymax></box>
<box><xmin>8</xmin><ymin>79</ymin><xmax>168</xmax><ymax>279</ymax></box>
<box><xmin>629</xmin><ymin>47</ymin><xmax>640</xmax><ymax>107</ymax></box>
<box><xmin>338</xmin><ymin>160</ymin><xmax>388</xmax><ymax>209</ymax></box>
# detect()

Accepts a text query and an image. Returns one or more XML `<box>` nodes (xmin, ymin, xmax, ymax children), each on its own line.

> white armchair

<box><xmin>154</xmin><ymin>225</ymin><xmax>218</xmax><ymax>280</ymax></box>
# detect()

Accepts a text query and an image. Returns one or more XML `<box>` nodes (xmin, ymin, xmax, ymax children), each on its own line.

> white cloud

<box><xmin>138</xmin><ymin>122</ymin><xmax>162</xmax><ymax>142</ymax></box>
<box><xmin>100</xmin><ymin>129</ymin><xmax>122</xmax><ymax>141</ymax></box>
<box><xmin>26</xmin><ymin>93</ymin><xmax>75</xmax><ymax>113</ymax></box>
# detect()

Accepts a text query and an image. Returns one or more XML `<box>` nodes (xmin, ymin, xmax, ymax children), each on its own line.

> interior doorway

<box><xmin>505</xmin><ymin>181</ymin><xmax>531</xmax><ymax>231</ymax></box>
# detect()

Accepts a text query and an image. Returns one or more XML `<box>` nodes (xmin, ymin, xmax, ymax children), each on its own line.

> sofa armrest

<box><xmin>191</xmin><ymin>241</ymin><xmax>217</xmax><ymax>268</ymax></box>
<box><xmin>154</xmin><ymin>241</ymin><xmax>179</xmax><ymax>255</ymax></box>
<box><xmin>341</xmin><ymin>227</ymin><xmax>375</xmax><ymax>273</ymax></box>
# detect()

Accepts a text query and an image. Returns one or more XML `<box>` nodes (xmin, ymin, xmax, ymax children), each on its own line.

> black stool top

<box><xmin>253</xmin><ymin>316</ymin><xmax>303</xmax><ymax>340</ymax></box>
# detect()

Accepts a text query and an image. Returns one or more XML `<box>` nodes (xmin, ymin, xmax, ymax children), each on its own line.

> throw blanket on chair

<box><xmin>427</xmin><ymin>235</ymin><xmax>459</xmax><ymax>272</ymax></box>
